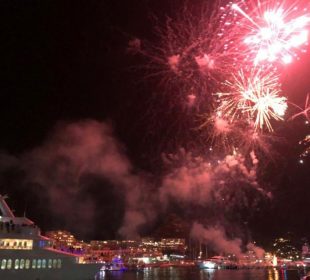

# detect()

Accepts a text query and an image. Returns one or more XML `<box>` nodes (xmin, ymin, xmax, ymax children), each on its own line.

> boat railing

<box><xmin>0</xmin><ymin>221</ymin><xmax>40</xmax><ymax>235</ymax></box>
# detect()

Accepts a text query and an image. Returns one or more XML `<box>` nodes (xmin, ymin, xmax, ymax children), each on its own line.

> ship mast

<box><xmin>0</xmin><ymin>195</ymin><xmax>15</xmax><ymax>218</ymax></box>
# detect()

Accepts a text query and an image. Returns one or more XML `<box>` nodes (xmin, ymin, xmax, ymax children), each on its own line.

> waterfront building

<box><xmin>45</xmin><ymin>230</ymin><xmax>76</xmax><ymax>247</ymax></box>
<box><xmin>272</xmin><ymin>237</ymin><xmax>300</xmax><ymax>261</ymax></box>
<box><xmin>89</xmin><ymin>239</ymin><xmax>163</xmax><ymax>261</ymax></box>
<box><xmin>45</xmin><ymin>230</ymin><xmax>90</xmax><ymax>254</ymax></box>
<box><xmin>159</xmin><ymin>238</ymin><xmax>187</xmax><ymax>255</ymax></box>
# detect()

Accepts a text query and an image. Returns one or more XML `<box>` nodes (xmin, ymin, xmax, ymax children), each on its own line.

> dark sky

<box><xmin>0</xmin><ymin>0</ymin><xmax>309</xmax><ymax>247</ymax></box>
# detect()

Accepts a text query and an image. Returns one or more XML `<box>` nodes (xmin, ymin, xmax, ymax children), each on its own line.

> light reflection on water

<box><xmin>268</xmin><ymin>269</ymin><xmax>280</xmax><ymax>280</ymax></box>
<box><xmin>99</xmin><ymin>267</ymin><xmax>306</xmax><ymax>280</ymax></box>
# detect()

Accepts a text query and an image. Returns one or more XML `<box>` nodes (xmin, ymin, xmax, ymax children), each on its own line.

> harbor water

<box><xmin>97</xmin><ymin>267</ymin><xmax>308</xmax><ymax>280</ymax></box>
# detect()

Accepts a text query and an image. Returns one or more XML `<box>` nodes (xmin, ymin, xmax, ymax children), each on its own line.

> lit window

<box><xmin>7</xmin><ymin>259</ymin><xmax>12</xmax><ymax>269</ymax></box>
<box><xmin>57</xmin><ymin>259</ymin><xmax>62</xmax><ymax>269</ymax></box>
<box><xmin>37</xmin><ymin>259</ymin><xmax>42</xmax><ymax>269</ymax></box>
<box><xmin>14</xmin><ymin>259</ymin><xmax>19</xmax><ymax>269</ymax></box>
<box><xmin>42</xmin><ymin>259</ymin><xmax>46</xmax><ymax>268</ymax></box>
<box><xmin>1</xmin><ymin>259</ymin><xmax>6</xmax><ymax>270</ymax></box>
<box><xmin>48</xmin><ymin>259</ymin><xmax>52</xmax><ymax>268</ymax></box>
<box><xmin>25</xmin><ymin>259</ymin><xmax>30</xmax><ymax>269</ymax></box>
<box><xmin>0</xmin><ymin>239</ymin><xmax>33</xmax><ymax>250</ymax></box>
<box><xmin>32</xmin><ymin>259</ymin><xmax>36</xmax><ymax>269</ymax></box>
<box><xmin>53</xmin><ymin>259</ymin><xmax>57</xmax><ymax>268</ymax></box>
<box><xmin>20</xmin><ymin>259</ymin><xmax>25</xmax><ymax>269</ymax></box>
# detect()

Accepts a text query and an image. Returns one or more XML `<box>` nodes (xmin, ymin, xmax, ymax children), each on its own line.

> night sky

<box><xmin>0</xmin><ymin>0</ymin><xmax>309</xmax><ymax>249</ymax></box>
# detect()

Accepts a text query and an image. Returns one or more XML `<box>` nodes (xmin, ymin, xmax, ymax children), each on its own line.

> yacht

<box><xmin>0</xmin><ymin>194</ymin><xmax>102</xmax><ymax>280</ymax></box>
<box><xmin>198</xmin><ymin>259</ymin><xmax>218</xmax><ymax>269</ymax></box>
<box><xmin>198</xmin><ymin>256</ymin><xmax>238</xmax><ymax>270</ymax></box>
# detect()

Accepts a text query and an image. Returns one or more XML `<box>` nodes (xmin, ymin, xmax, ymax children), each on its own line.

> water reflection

<box><xmin>98</xmin><ymin>267</ymin><xmax>304</xmax><ymax>280</ymax></box>
<box><xmin>280</xmin><ymin>269</ymin><xmax>288</xmax><ymax>280</ymax></box>
<box><xmin>200</xmin><ymin>268</ymin><xmax>215</xmax><ymax>280</ymax></box>
<box><xmin>268</xmin><ymin>268</ymin><xmax>279</xmax><ymax>280</ymax></box>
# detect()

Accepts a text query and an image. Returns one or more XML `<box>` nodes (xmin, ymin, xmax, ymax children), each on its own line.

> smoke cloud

<box><xmin>191</xmin><ymin>222</ymin><xmax>243</xmax><ymax>257</ymax></box>
<box><xmin>191</xmin><ymin>222</ymin><xmax>265</xmax><ymax>258</ymax></box>
<box><xmin>20</xmin><ymin>120</ymin><xmax>139</xmax><ymax>235</ymax></box>
<box><xmin>159</xmin><ymin>148</ymin><xmax>263</xmax><ymax>209</ymax></box>
<box><xmin>0</xmin><ymin>120</ymin><xmax>269</xmax><ymax>249</ymax></box>
<box><xmin>159</xmin><ymin>149</ymin><xmax>267</xmax><ymax>257</ymax></box>
<box><xmin>0</xmin><ymin>120</ymin><xmax>155</xmax><ymax>238</ymax></box>
<box><xmin>246</xmin><ymin>242</ymin><xmax>265</xmax><ymax>259</ymax></box>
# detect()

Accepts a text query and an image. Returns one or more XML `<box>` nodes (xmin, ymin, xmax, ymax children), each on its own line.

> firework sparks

<box><xmin>216</xmin><ymin>69</ymin><xmax>287</xmax><ymax>131</ymax></box>
<box><xmin>131</xmin><ymin>0</ymin><xmax>245</xmax><ymax>101</ymax></box>
<box><xmin>198</xmin><ymin>108</ymin><xmax>241</xmax><ymax>153</ymax></box>
<box><xmin>299</xmin><ymin>134</ymin><xmax>310</xmax><ymax>158</ymax></box>
<box><xmin>290</xmin><ymin>93</ymin><xmax>310</xmax><ymax>121</ymax></box>
<box><xmin>232</xmin><ymin>1</ymin><xmax>310</xmax><ymax>65</ymax></box>
<box><xmin>131</xmin><ymin>0</ymin><xmax>305</xmax><ymax>162</ymax></box>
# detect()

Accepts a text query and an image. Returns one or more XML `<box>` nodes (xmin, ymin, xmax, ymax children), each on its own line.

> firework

<box><xmin>216</xmin><ymin>69</ymin><xmax>287</xmax><ymax>131</ymax></box>
<box><xmin>198</xmin><ymin>108</ymin><xmax>248</xmax><ymax>155</ymax></box>
<box><xmin>231</xmin><ymin>1</ymin><xmax>310</xmax><ymax>66</ymax></box>
<box><xmin>131</xmin><ymin>0</ymin><xmax>245</xmax><ymax>101</ymax></box>
<box><xmin>131</xmin><ymin>0</ymin><xmax>304</xmax><ymax>161</ymax></box>
<box><xmin>290</xmin><ymin>93</ymin><xmax>310</xmax><ymax>121</ymax></box>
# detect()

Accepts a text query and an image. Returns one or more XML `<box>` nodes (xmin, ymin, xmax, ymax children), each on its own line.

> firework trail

<box><xmin>215</xmin><ymin>69</ymin><xmax>287</xmax><ymax>132</ymax></box>
<box><xmin>287</xmin><ymin>94</ymin><xmax>310</xmax><ymax>160</ymax></box>
<box><xmin>197</xmin><ymin>108</ymin><xmax>236</xmax><ymax>153</ymax></box>
<box><xmin>231</xmin><ymin>0</ymin><xmax>310</xmax><ymax>66</ymax></box>
<box><xmin>198</xmin><ymin>105</ymin><xmax>281</xmax><ymax>157</ymax></box>
<box><xmin>290</xmin><ymin>93</ymin><xmax>310</xmax><ymax>121</ymax></box>
<box><xmin>130</xmin><ymin>0</ymin><xmax>245</xmax><ymax>104</ymax></box>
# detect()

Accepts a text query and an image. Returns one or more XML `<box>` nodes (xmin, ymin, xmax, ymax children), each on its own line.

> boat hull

<box><xmin>0</xmin><ymin>263</ymin><xmax>102</xmax><ymax>280</ymax></box>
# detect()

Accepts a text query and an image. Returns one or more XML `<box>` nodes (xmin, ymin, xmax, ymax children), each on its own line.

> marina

<box><xmin>0</xmin><ymin>0</ymin><xmax>309</xmax><ymax>278</ymax></box>
<box><xmin>2</xmin><ymin>192</ymin><xmax>310</xmax><ymax>280</ymax></box>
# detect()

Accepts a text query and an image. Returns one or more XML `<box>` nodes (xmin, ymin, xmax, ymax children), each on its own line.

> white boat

<box><xmin>0</xmin><ymin>194</ymin><xmax>102</xmax><ymax>280</ymax></box>
<box><xmin>198</xmin><ymin>256</ymin><xmax>238</xmax><ymax>270</ymax></box>
<box><xmin>198</xmin><ymin>260</ymin><xmax>218</xmax><ymax>269</ymax></box>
